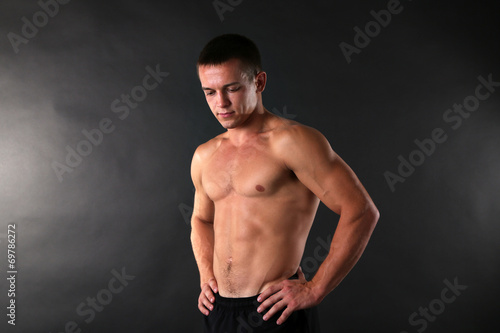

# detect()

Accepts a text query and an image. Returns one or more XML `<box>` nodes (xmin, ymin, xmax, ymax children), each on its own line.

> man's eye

<box><xmin>228</xmin><ymin>87</ymin><xmax>240</xmax><ymax>92</ymax></box>
<box><xmin>205</xmin><ymin>91</ymin><xmax>215</xmax><ymax>96</ymax></box>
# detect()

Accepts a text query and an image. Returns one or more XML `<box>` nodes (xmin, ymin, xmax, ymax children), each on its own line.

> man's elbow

<box><xmin>364</xmin><ymin>201</ymin><xmax>379</xmax><ymax>230</ymax></box>
<box><xmin>345</xmin><ymin>200</ymin><xmax>379</xmax><ymax>233</ymax></box>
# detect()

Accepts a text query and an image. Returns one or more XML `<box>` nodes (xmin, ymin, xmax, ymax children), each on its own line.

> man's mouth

<box><xmin>218</xmin><ymin>111</ymin><xmax>235</xmax><ymax>118</ymax></box>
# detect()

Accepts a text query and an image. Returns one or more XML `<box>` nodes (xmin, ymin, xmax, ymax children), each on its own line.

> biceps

<box><xmin>296</xmin><ymin>156</ymin><xmax>368</xmax><ymax>215</ymax></box>
<box><xmin>193</xmin><ymin>190</ymin><xmax>215</xmax><ymax>223</ymax></box>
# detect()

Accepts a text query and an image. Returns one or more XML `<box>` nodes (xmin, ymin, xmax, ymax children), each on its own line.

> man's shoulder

<box><xmin>270</xmin><ymin>118</ymin><xmax>327</xmax><ymax>150</ymax></box>
<box><xmin>268</xmin><ymin>118</ymin><xmax>335</xmax><ymax>171</ymax></box>
<box><xmin>192</xmin><ymin>133</ymin><xmax>227</xmax><ymax>162</ymax></box>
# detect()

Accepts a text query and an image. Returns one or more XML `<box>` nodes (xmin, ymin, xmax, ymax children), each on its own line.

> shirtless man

<box><xmin>191</xmin><ymin>34</ymin><xmax>379</xmax><ymax>332</ymax></box>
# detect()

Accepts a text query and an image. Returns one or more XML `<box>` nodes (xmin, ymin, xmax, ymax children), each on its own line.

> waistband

<box><xmin>215</xmin><ymin>293</ymin><xmax>260</xmax><ymax>308</ymax></box>
<box><xmin>214</xmin><ymin>272</ymin><xmax>299</xmax><ymax>308</ymax></box>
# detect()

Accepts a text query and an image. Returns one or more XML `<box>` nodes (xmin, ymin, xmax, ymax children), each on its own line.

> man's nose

<box><xmin>216</xmin><ymin>92</ymin><xmax>231</xmax><ymax>108</ymax></box>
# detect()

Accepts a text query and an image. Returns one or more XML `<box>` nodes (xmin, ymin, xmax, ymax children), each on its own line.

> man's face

<box><xmin>198</xmin><ymin>58</ymin><xmax>263</xmax><ymax>129</ymax></box>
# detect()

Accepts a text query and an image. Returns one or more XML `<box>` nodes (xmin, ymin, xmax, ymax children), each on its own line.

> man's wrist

<box><xmin>308</xmin><ymin>279</ymin><xmax>328</xmax><ymax>304</ymax></box>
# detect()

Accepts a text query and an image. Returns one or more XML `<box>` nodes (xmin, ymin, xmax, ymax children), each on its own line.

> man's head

<box><xmin>197</xmin><ymin>34</ymin><xmax>267</xmax><ymax>130</ymax></box>
<box><xmin>197</xmin><ymin>34</ymin><xmax>262</xmax><ymax>82</ymax></box>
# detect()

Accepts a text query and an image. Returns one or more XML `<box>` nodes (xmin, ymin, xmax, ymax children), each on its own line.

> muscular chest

<box><xmin>203</xmin><ymin>140</ymin><xmax>289</xmax><ymax>201</ymax></box>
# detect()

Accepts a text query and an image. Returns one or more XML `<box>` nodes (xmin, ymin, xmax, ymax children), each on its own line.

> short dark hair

<box><xmin>197</xmin><ymin>34</ymin><xmax>262</xmax><ymax>80</ymax></box>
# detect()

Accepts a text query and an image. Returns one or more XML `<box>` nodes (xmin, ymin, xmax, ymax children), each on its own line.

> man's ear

<box><xmin>255</xmin><ymin>71</ymin><xmax>267</xmax><ymax>93</ymax></box>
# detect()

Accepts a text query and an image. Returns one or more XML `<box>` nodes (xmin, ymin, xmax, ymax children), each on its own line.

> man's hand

<box><xmin>256</xmin><ymin>267</ymin><xmax>321</xmax><ymax>325</ymax></box>
<box><xmin>198</xmin><ymin>277</ymin><xmax>218</xmax><ymax>316</ymax></box>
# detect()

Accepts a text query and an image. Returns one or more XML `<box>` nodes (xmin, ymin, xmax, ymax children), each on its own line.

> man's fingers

<box><xmin>198</xmin><ymin>295</ymin><xmax>212</xmax><ymax>316</ymax></box>
<box><xmin>257</xmin><ymin>289</ymin><xmax>284</xmax><ymax>313</ymax></box>
<box><xmin>204</xmin><ymin>289</ymin><xmax>215</xmax><ymax>303</ymax></box>
<box><xmin>276</xmin><ymin>307</ymin><xmax>292</xmax><ymax>325</ymax></box>
<box><xmin>261</xmin><ymin>299</ymin><xmax>286</xmax><ymax>322</ymax></box>
<box><xmin>201</xmin><ymin>296</ymin><xmax>214</xmax><ymax>311</ymax></box>
<box><xmin>201</xmin><ymin>281</ymin><xmax>216</xmax><ymax>302</ymax></box>
<box><xmin>208</xmin><ymin>278</ymin><xmax>218</xmax><ymax>293</ymax></box>
<box><xmin>198</xmin><ymin>281</ymin><xmax>218</xmax><ymax>316</ymax></box>
<box><xmin>198</xmin><ymin>301</ymin><xmax>210</xmax><ymax>316</ymax></box>
<box><xmin>264</xmin><ymin>294</ymin><xmax>298</xmax><ymax>324</ymax></box>
<box><xmin>257</xmin><ymin>283</ymin><xmax>282</xmax><ymax>303</ymax></box>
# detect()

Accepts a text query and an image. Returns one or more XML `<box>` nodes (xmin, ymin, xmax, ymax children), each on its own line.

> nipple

<box><xmin>255</xmin><ymin>185</ymin><xmax>265</xmax><ymax>192</ymax></box>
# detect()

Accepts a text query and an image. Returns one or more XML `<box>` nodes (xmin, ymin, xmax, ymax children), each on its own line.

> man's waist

<box><xmin>216</xmin><ymin>271</ymin><xmax>299</xmax><ymax>299</ymax></box>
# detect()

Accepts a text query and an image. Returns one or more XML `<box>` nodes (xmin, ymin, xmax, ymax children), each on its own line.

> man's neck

<box><xmin>226</xmin><ymin>107</ymin><xmax>271</xmax><ymax>146</ymax></box>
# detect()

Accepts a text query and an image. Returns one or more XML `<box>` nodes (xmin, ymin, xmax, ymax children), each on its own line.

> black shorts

<box><xmin>202</xmin><ymin>276</ymin><xmax>320</xmax><ymax>333</ymax></box>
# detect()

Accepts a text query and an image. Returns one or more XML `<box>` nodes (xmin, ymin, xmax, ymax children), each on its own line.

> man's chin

<box><xmin>219</xmin><ymin>120</ymin><xmax>238</xmax><ymax>129</ymax></box>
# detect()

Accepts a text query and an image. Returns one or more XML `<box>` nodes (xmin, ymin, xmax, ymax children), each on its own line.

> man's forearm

<box><xmin>190</xmin><ymin>216</ymin><xmax>215</xmax><ymax>287</ymax></box>
<box><xmin>309</xmin><ymin>204</ymin><xmax>379</xmax><ymax>302</ymax></box>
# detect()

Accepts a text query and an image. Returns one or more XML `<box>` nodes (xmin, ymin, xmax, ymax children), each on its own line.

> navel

<box><xmin>255</xmin><ymin>185</ymin><xmax>265</xmax><ymax>192</ymax></box>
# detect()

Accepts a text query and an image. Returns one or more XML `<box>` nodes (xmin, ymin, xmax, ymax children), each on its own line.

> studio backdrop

<box><xmin>0</xmin><ymin>0</ymin><xmax>499</xmax><ymax>332</ymax></box>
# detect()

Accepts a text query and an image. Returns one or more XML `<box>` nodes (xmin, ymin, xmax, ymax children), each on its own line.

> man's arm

<box><xmin>258</xmin><ymin>125</ymin><xmax>379</xmax><ymax>324</ymax></box>
<box><xmin>190</xmin><ymin>146</ymin><xmax>218</xmax><ymax>316</ymax></box>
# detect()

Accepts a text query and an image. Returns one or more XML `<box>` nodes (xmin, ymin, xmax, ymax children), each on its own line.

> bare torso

<box><xmin>201</xmin><ymin>117</ymin><xmax>320</xmax><ymax>297</ymax></box>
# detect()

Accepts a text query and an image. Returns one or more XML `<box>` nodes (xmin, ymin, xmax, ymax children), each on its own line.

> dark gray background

<box><xmin>1</xmin><ymin>0</ymin><xmax>499</xmax><ymax>332</ymax></box>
